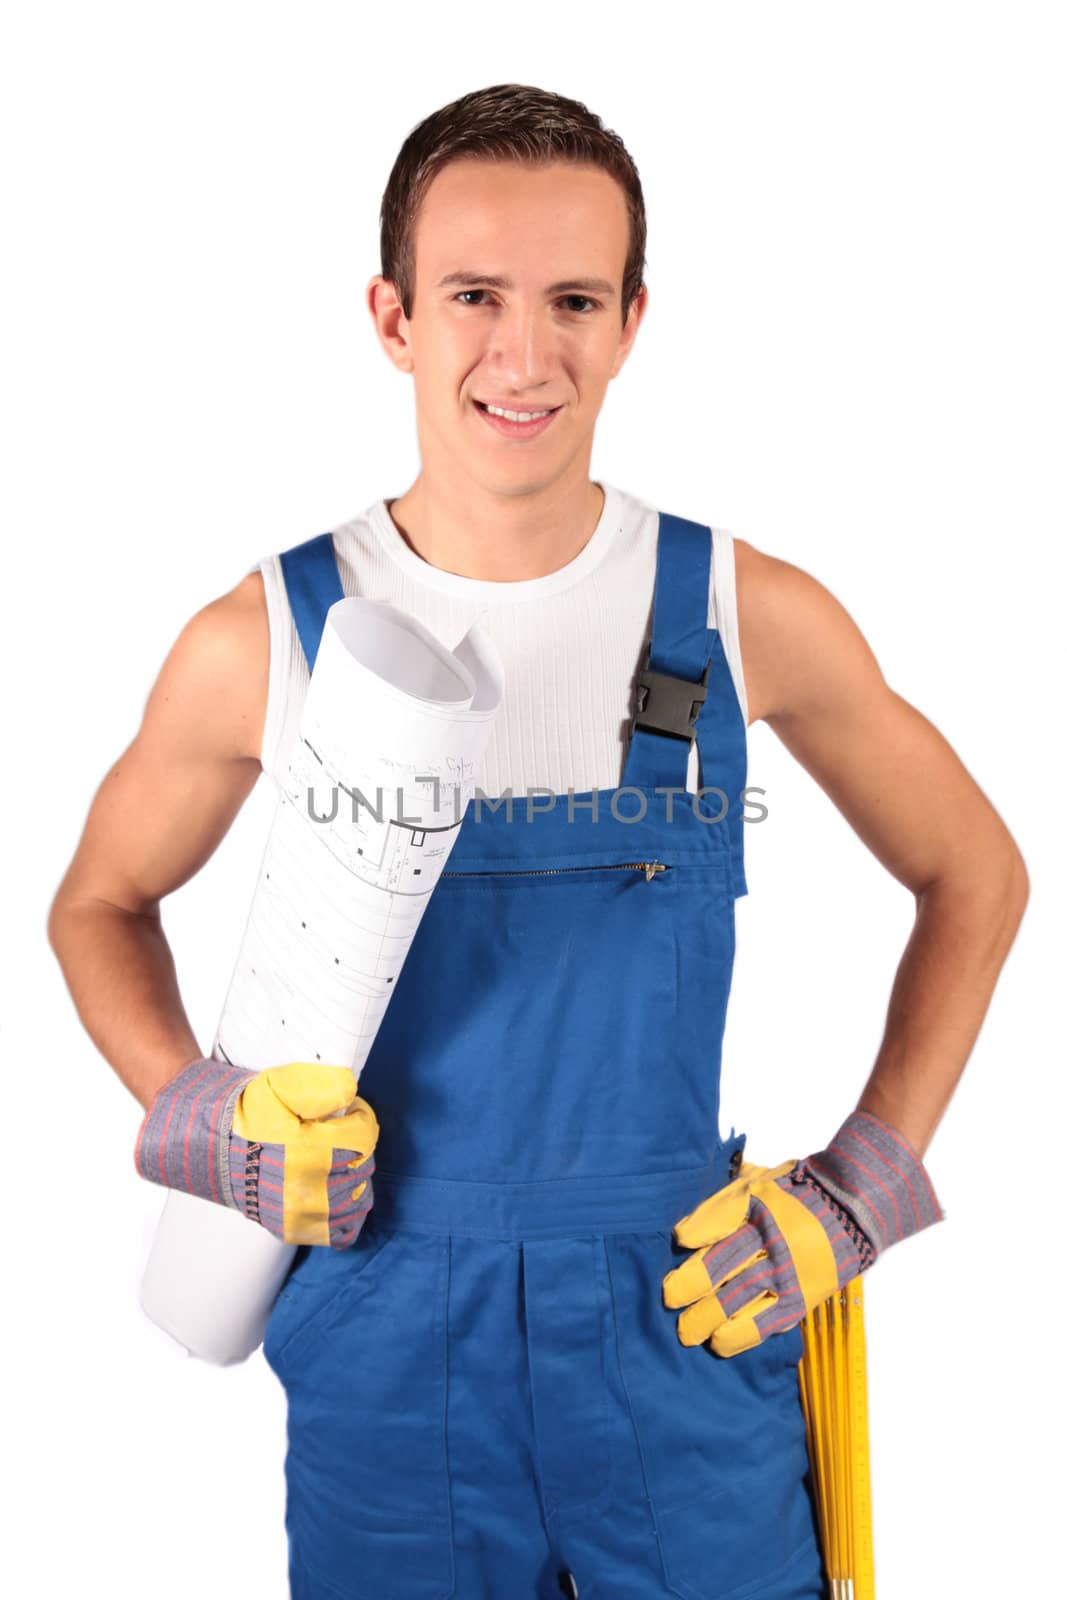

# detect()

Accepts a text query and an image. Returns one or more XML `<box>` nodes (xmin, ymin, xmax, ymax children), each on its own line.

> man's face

<box><xmin>378</xmin><ymin>158</ymin><xmax>645</xmax><ymax>496</ymax></box>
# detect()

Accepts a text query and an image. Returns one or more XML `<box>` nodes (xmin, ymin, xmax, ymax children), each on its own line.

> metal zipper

<box><xmin>442</xmin><ymin>859</ymin><xmax>669</xmax><ymax>883</ymax></box>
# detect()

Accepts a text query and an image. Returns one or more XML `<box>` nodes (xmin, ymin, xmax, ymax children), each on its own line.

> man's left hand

<box><xmin>662</xmin><ymin>1109</ymin><xmax>945</xmax><ymax>1357</ymax></box>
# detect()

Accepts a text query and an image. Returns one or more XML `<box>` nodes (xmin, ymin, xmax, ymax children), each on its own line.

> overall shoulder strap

<box><xmin>622</xmin><ymin>511</ymin><xmax>709</xmax><ymax>792</ymax></box>
<box><xmin>621</xmin><ymin>511</ymin><xmax>749</xmax><ymax>896</ymax></box>
<box><xmin>697</xmin><ymin>625</ymin><xmax>749</xmax><ymax>898</ymax></box>
<box><xmin>278</xmin><ymin>532</ymin><xmax>345</xmax><ymax>673</ymax></box>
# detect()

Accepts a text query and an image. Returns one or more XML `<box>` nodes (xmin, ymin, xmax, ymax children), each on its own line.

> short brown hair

<box><xmin>379</xmin><ymin>83</ymin><xmax>647</xmax><ymax>329</ymax></box>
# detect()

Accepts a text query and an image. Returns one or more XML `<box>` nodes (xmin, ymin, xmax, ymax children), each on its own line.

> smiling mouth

<box><xmin>472</xmin><ymin>400</ymin><xmax>565</xmax><ymax>442</ymax></box>
<box><xmin>474</xmin><ymin>401</ymin><xmax>562</xmax><ymax>418</ymax></box>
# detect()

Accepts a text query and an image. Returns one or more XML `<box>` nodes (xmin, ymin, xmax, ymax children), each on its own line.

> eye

<box><xmin>453</xmin><ymin>290</ymin><xmax>600</xmax><ymax>314</ymax></box>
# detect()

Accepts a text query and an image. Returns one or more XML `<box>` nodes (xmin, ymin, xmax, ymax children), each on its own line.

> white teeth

<box><xmin>484</xmin><ymin>404</ymin><xmax>553</xmax><ymax>422</ymax></box>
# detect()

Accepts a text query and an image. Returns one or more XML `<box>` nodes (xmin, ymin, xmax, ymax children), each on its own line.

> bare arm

<box><xmin>47</xmin><ymin>571</ymin><xmax>270</xmax><ymax>1110</ymax></box>
<box><xmin>734</xmin><ymin>539</ymin><xmax>1029</xmax><ymax>1160</ymax></box>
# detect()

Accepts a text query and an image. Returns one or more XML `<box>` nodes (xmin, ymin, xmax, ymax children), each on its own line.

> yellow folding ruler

<box><xmin>797</xmin><ymin>1274</ymin><xmax>876</xmax><ymax>1600</ymax></box>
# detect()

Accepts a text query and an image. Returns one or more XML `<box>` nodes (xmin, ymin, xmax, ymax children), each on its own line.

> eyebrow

<box><xmin>434</xmin><ymin>270</ymin><xmax>617</xmax><ymax>298</ymax></box>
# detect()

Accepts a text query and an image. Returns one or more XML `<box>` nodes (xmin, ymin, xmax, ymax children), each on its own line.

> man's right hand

<box><xmin>134</xmin><ymin>1058</ymin><xmax>379</xmax><ymax>1250</ymax></box>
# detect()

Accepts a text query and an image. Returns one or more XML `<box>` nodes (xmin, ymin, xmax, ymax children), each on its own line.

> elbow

<box><xmin>995</xmin><ymin>849</ymin><xmax>1031</xmax><ymax>961</ymax></box>
<box><xmin>917</xmin><ymin>833</ymin><xmax>1030</xmax><ymax>931</ymax></box>
<box><xmin>46</xmin><ymin>891</ymin><xmax>69</xmax><ymax>958</ymax></box>
<box><xmin>1005</xmin><ymin>845</ymin><xmax>1030</xmax><ymax>925</ymax></box>
<box><xmin>980</xmin><ymin>841</ymin><xmax>1030</xmax><ymax>951</ymax></box>
<box><xmin>989</xmin><ymin>827</ymin><xmax>1030</xmax><ymax>925</ymax></box>
<box><xmin>982</xmin><ymin>844</ymin><xmax>1030</xmax><ymax>934</ymax></box>
<box><xmin>46</xmin><ymin>883</ymin><xmax>84</xmax><ymax>959</ymax></box>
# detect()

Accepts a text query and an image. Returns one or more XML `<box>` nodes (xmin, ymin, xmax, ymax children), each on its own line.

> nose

<box><xmin>484</xmin><ymin>301</ymin><xmax>560</xmax><ymax>393</ymax></box>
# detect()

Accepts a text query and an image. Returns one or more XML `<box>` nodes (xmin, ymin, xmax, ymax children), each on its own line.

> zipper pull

<box><xmin>641</xmin><ymin>860</ymin><xmax>666</xmax><ymax>882</ymax></box>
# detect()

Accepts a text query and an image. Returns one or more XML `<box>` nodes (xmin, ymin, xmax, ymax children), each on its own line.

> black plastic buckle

<box><xmin>634</xmin><ymin>649</ymin><xmax>710</xmax><ymax>743</ymax></box>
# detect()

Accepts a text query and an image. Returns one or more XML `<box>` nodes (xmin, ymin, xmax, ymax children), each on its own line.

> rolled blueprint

<box><xmin>138</xmin><ymin>597</ymin><xmax>505</xmax><ymax>1366</ymax></box>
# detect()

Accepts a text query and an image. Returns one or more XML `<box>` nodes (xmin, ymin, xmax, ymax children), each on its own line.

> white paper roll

<box><xmin>139</xmin><ymin>597</ymin><xmax>504</xmax><ymax>1365</ymax></box>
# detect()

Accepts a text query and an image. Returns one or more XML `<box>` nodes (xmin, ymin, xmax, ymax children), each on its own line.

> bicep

<box><xmin>769</xmin><ymin>682</ymin><xmax>1007</xmax><ymax>895</ymax></box>
<box><xmin>53</xmin><ymin>576</ymin><xmax>269</xmax><ymax>917</ymax></box>
<box><xmin>745</xmin><ymin>552</ymin><xmax>1022</xmax><ymax>895</ymax></box>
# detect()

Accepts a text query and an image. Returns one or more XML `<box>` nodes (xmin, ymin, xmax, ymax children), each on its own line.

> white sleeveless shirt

<box><xmin>254</xmin><ymin>480</ymin><xmax>748</xmax><ymax>800</ymax></box>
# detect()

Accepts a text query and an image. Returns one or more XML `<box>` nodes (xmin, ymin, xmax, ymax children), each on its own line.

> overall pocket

<box><xmin>262</xmin><ymin>1224</ymin><xmax>393</xmax><ymax>1378</ymax></box>
<box><xmin>606</xmin><ymin>1231</ymin><xmax>821</xmax><ymax>1600</ymax></box>
<box><xmin>276</xmin><ymin>1228</ymin><xmax>455</xmax><ymax>1600</ymax></box>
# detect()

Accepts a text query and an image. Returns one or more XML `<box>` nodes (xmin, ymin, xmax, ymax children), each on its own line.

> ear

<box><xmin>366</xmin><ymin>274</ymin><xmax>414</xmax><ymax>375</ymax></box>
<box><xmin>608</xmin><ymin>284</ymin><xmax>650</xmax><ymax>380</ymax></box>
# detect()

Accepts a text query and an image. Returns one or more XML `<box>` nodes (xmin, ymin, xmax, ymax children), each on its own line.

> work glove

<box><xmin>662</xmin><ymin>1109</ymin><xmax>944</xmax><ymax>1357</ymax></box>
<box><xmin>134</xmin><ymin>1057</ymin><xmax>379</xmax><ymax>1250</ymax></box>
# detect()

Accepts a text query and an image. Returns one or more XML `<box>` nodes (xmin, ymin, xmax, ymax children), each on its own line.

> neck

<box><xmin>384</xmin><ymin>471</ymin><xmax>606</xmax><ymax>583</ymax></box>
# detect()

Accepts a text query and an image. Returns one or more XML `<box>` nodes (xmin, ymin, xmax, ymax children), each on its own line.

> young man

<box><xmin>49</xmin><ymin>83</ymin><xmax>1027</xmax><ymax>1600</ymax></box>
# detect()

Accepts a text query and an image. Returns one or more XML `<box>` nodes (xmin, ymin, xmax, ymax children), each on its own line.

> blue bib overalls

<box><xmin>264</xmin><ymin>513</ymin><xmax>829</xmax><ymax>1600</ymax></box>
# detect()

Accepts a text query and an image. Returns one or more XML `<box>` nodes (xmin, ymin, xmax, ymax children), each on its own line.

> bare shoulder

<box><xmin>156</xmin><ymin>567</ymin><xmax>271</xmax><ymax>767</ymax></box>
<box><xmin>49</xmin><ymin>568</ymin><xmax>272</xmax><ymax>921</ymax></box>
<box><xmin>732</xmin><ymin>536</ymin><xmax>885</xmax><ymax>728</ymax></box>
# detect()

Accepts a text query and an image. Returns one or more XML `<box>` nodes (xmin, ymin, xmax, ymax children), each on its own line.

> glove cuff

<box><xmin>792</xmin><ymin>1168</ymin><xmax>879</xmax><ymax>1272</ymax></box>
<box><xmin>798</xmin><ymin>1108</ymin><xmax>945</xmax><ymax>1262</ymax></box>
<box><xmin>133</xmin><ymin>1056</ymin><xmax>256</xmax><ymax>1209</ymax></box>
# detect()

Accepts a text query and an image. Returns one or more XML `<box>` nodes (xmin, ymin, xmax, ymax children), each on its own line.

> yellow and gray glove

<box><xmin>663</xmin><ymin>1109</ymin><xmax>945</xmax><ymax>1357</ymax></box>
<box><xmin>134</xmin><ymin>1057</ymin><xmax>379</xmax><ymax>1250</ymax></box>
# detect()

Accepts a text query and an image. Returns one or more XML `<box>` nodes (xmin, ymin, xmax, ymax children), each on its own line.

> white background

<box><xmin>4</xmin><ymin>3</ymin><xmax>1064</xmax><ymax>1596</ymax></box>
